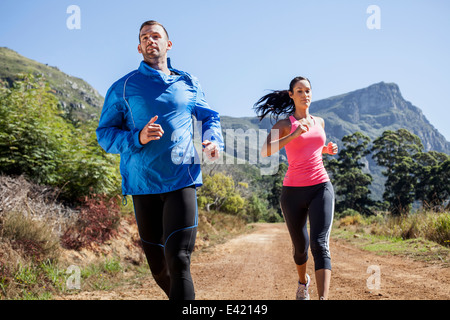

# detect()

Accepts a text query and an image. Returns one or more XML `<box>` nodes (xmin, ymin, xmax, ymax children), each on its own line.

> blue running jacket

<box><xmin>96</xmin><ymin>60</ymin><xmax>224</xmax><ymax>195</ymax></box>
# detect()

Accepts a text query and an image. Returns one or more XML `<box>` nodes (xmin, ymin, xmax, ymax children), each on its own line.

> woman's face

<box><xmin>288</xmin><ymin>80</ymin><xmax>312</xmax><ymax>109</ymax></box>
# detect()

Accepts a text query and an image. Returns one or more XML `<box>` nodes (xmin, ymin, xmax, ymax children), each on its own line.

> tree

<box><xmin>371</xmin><ymin>129</ymin><xmax>423</xmax><ymax>215</ymax></box>
<box><xmin>246</xmin><ymin>194</ymin><xmax>268</xmax><ymax>222</ymax></box>
<box><xmin>326</xmin><ymin>132</ymin><xmax>374</xmax><ymax>214</ymax></box>
<box><xmin>414</xmin><ymin>151</ymin><xmax>450</xmax><ymax>210</ymax></box>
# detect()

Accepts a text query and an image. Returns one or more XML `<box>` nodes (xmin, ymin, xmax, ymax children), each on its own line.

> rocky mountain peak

<box><xmin>311</xmin><ymin>82</ymin><xmax>449</xmax><ymax>154</ymax></box>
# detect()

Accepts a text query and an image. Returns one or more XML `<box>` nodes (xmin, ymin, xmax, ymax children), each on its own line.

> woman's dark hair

<box><xmin>253</xmin><ymin>76</ymin><xmax>311</xmax><ymax>121</ymax></box>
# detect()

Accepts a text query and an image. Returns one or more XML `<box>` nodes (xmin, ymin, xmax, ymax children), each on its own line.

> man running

<box><xmin>96</xmin><ymin>20</ymin><xmax>224</xmax><ymax>300</ymax></box>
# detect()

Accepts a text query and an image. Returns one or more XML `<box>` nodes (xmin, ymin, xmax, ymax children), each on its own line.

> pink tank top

<box><xmin>283</xmin><ymin>115</ymin><xmax>330</xmax><ymax>187</ymax></box>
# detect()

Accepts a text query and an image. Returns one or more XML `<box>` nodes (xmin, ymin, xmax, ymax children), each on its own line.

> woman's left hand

<box><xmin>325</xmin><ymin>142</ymin><xmax>338</xmax><ymax>155</ymax></box>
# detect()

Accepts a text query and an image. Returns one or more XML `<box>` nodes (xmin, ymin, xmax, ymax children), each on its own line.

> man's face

<box><xmin>138</xmin><ymin>24</ymin><xmax>172</xmax><ymax>61</ymax></box>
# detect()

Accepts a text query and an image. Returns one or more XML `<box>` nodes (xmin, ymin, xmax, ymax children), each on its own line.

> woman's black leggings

<box><xmin>280</xmin><ymin>181</ymin><xmax>335</xmax><ymax>271</ymax></box>
<box><xmin>132</xmin><ymin>186</ymin><xmax>198</xmax><ymax>300</ymax></box>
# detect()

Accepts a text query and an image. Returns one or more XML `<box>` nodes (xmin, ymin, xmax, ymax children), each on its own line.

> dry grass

<box><xmin>369</xmin><ymin>211</ymin><xmax>450</xmax><ymax>247</ymax></box>
<box><xmin>195</xmin><ymin>209</ymin><xmax>250</xmax><ymax>250</ymax></box>
<box><xmin>0</xmin><ymin>176</ymin><xmax>251</xmax><ymax>299</ymax></box>
<box><xmin>1</xmin><ymin>211</ymin><xmax>61</xmax><ymax>263</ymax></box>
<box><xmin>0</xmin><ymin>175</ymin><xmax>125</xmax><ymax>299</ymax></box>
<box><xmin>338</xmin><ymin>210</ymin><xmax>450</xmax><ymax>247</ymax></box>
<box><xmin>0</xmin><ymin>175</ymin><xmax>78</xmax><ymax>236</ymax></box>
<box><xmin>338</xmin><ymin>214</ymin><xmax>365</xmax><ymax>227</ymax></box>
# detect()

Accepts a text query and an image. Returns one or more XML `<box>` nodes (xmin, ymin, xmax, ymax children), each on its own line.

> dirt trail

<box><xmin>60</xmin><ymin>223</ymin><xmax>450</xmax><ymax>300</ymax></box>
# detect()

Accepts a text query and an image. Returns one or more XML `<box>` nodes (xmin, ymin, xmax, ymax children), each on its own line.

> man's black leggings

<box><xmin>132</xmin><ymin>186</ymin><xmax>198</xmax><ymax>300</ymax></box>
<box><xmin>280</xmin><ymin>181</ymin><xmax>335</xmax><ymax>271</ymax></box>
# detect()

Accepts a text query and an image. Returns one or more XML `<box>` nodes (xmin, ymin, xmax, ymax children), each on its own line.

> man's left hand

<box><xmin>202</xmin><ymin>140</ymin><xmax>220</xmax><ymax>161</ymax></box>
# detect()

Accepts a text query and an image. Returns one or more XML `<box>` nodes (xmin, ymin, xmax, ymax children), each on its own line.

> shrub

<box><xmin>339</xmin><ymin>215</ymin><xmax>364</xmax><ymax>227</ymax></box>
<box><xmin>0</xmin><ymin>74</ymin><xmax>121</xmax><ymax>203</ymax></box>
<box><xmin>221</xmin><ymin>195</ymin><xmax>245</xmax><ymax>214</ymax></box>
<box><xmin>336</xmin><ymin>208</ymin><xmax>360</xmax><ymax>219</ymax></box>
<box><xmin>61</xmin><ymin>194</ymin><xmax>121</xmax><ymax>250</ymax></box>
<box><xmin>427</xmin><ymin>213</ymin><xmax>450</xmax><ymax>246</ymax></box>
<box><xmin>364</xmin><ymin>210</ymin><xmax>450</xmax><ymax>247</ymax></box>
<box><xmin>338</xmin><ymin>210</ymin><xmax>364</xmax><ymax>227</ymax></box>
<box><xmin>246</xmin><ymin>194</ymin><xmax>268</xmax><ymax>222</ymax></box>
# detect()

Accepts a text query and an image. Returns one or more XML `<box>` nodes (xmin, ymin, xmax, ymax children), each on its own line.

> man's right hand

<box><xmin>139</xmin><ymin>115</ymin><xmax>164</xmax><ymax>145</ymax></box>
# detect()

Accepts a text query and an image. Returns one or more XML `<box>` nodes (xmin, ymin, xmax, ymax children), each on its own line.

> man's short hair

<box><xmin>139</xmin><ymin>20</ymin><xmax>169</xmax><ymax>42</ymax></box>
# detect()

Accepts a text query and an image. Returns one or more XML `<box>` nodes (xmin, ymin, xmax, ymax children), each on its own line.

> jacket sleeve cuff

<box><xmin>132</xmin><ymin>128</ymin><xmax>145</xmax><ymax>151</ymax></box>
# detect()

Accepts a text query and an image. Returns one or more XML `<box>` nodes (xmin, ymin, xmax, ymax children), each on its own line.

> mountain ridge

<box><xmin>1</xmin><ymin>46</ymin><xmax>448</xmax><ymax>154</ymax></box>
<box><xmin>311</xmin><ymin>81</ymin><xmax>449</xmax><ymax>153</ymax></box>
<box><xmin>0</xmin><ymin>47</ymin><xmax>103</xmax><ymax>123</ymax></box>
<box><xmin>221</xmin><ymin>82</ymin><xmax>449</xmax><ymax>155</ymax></box>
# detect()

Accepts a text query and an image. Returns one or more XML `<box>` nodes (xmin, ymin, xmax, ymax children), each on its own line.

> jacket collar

<box><xmin>138</xmin><ymin>58</ymin><xmax>184</xmax><ymax>78</ymax></box>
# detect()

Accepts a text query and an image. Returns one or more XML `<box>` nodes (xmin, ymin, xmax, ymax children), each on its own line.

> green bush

<box><xmin>336</xmin><ymin>208</ymin><xmax>361</xmax><ymax>219</ymax></box>
<box><xmin>246</xmin><ymin>194</ymin><xmax>268</xmax><ymax>222</ymax></box>
<box><xmin>0</xmin><ymin>74</ymin><xmax>121</xmax><ymax>202</ymax></box>
<box><xmin>221</xmin><ymin>194</ymin><xmax>245</xmax><ymax>214</ymax></box>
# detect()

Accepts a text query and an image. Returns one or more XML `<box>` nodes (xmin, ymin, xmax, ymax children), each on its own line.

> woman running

<box><xmin>255</xmin><ymin>76</ymin><xmax>338</xmax><ymax>300</ymax></box>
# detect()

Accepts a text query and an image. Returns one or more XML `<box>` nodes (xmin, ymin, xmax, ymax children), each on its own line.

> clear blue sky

<box><xmin>1</xmin><ymin>0</ymin><xmax>449</xmax><ymax>140</ymax></box>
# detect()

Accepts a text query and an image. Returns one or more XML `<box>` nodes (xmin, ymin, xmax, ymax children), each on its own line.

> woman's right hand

<box><xmin>291</xmin><ymin>123</ymin><xmax>309</xmax><ymax>138</ymax></box>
